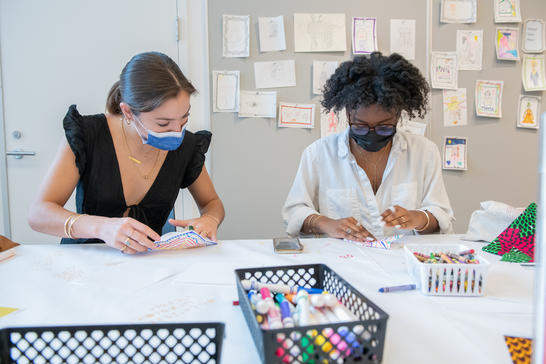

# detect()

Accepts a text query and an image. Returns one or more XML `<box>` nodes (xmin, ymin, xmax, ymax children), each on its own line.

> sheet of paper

<box><xmin>475</xmin><ymin>80</ymin><xmax>504</xmax><ymax>118</ymax></box>
<box><xmin>258</xmin><ymin>16</ymin><xmax>286</xmax><ymax>52</ymax></box>
<box><xmin>398</xmin><ymin>120</ymin><xmax>427</xmax><ymax>136</ymax></box>
<box><xmin>345</xmin><ymin>235</ymin><xmax>404</xmax><ymax>250</ymax></box>
<box><xmin>352</xmin><ymin>17</ymin><xmax>378</xmax><ymax>54</ymax></box>
<box><xmin>294</xmin><ymin>13</ymin><xmax>347</xmax><ymax>52</ymax></box>
<box><xmin>278</xmin><ymin>103</ymin><xmax>315</xmax><ymax>128</ymax></box>
<box><xmin>320</xmin><ymin>108</ymin><xmax>347</xmax><ymax>138</ymax></box>
<box><xmin>517</xmin><ymin>95</ymin><xmax>541</xmax><ymax>130</ymax></box>
<box><xmin>0</xmin><ymin>307</ymin><xmax>18</xmax><ymax>318</ymax></box>
<box><xmin>457</xmin><ymin>30</ymin><xmax>483</xmax><ymax>70</ymax></box>
<box><xmin>390</xmin><ymin>19</ymin><xmax>415</xmax><ymax>60</ymax></box>
<box><xmin>212</xmin><ymin>70</ymin><xmax>239</xmax><ymax>113</ymax></box>
<box><xmin>522</xmin><ymin>55</ymin><xmax>546</xmax><ymax>91</ymax></box>
<box><xmin>440</xmin><ymin>0</ymin><xmax>477</xmax><ymax>23</ymax></box>
<box><xmin>523</xmin><ymin>19</ymin><xmax>545</xmax><ymax>53</ymax></box>
<box><xmin>313</xmin><ymin>61</ymin><xmax>338</xmax><ymax>95</ymax></box>
<box><xmin>443</xmin><ymin>137</ymin><xmax>468</xmax><ymax>170</ymax></box>
<box><xmin>239</xmin><ymin>91</ymin><xmax>277</xmax><ymax>118</ymax></box>
<box><xmin>443</xmin><ymin>88</ymin><xmax>468</xmax><ymax>127</ymax></box>
<box><xmin>154</xmin><ymin>230</ymin><xmax>217</xmax><ymax>250</ymax></box>
<box><xmin>494</xmin><ymin>0</ymin><xmax>521</xmax><ymax>23</ymax></box>
<box><xmin>254</xmin><ymin>60</ymin><xmax>296</xmax><ymax>89</ymax></box>
<box><xmin>431</xmin><ymin>52</ymin><xmax>458</xmax><ymax>90</ymax></box>
<box><xmin>222</xmin><ymin>15</ymin><xmax>249</xmax><ymax>57</ymax></box>
<box><xmin>496</xmin><ymin>28</ymin><xmax>520</xmax><ymax>61</ymax></box>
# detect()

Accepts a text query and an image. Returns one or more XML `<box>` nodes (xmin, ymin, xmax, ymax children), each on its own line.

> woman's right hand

<box><xmin>317</xmin><ymin>216</ymin><xmax>376</xmax><ymax>242</ymax></box>
<box><xmin>97</xmin><ymin>217</ymin><xmax>161</xmax><ymax>254</ymax></box>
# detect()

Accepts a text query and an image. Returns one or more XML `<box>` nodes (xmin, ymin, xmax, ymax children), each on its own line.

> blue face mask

<box><xmin>134</xmin><ymin>116</ymin><xmax>186</xmax><ymax>151</ymax></box>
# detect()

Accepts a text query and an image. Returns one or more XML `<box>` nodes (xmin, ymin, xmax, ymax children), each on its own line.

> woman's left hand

<box><xmin>169</xmin><ymin>215</ymin><xmax>219</xmax><ymax>241</ymax></box>
<box><xmin>380</xmin><ymin>205</ymin><xmax>427</xmax><ymax>230</ymax></box>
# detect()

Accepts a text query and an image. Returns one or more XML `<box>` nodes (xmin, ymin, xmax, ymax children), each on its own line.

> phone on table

<box><xmin>273</xmin><ymin>237</ymin><xmax>304</xmax><ymax>254</ymax></box>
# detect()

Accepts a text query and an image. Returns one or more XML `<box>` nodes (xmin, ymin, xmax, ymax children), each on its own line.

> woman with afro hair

<box><xmin>282</xmin><ymin>52</ymin><xmax>454</xmax><ymax>241</ymax></box>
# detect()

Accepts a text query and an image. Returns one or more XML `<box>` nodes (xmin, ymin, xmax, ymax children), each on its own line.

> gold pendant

<box><xmin>128</xmin><ymin>156</ymin><xmax>142</xmax><ymax>164</ymax></box>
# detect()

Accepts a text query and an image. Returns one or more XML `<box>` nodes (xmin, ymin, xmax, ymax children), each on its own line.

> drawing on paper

<box><xmin>212</xmin><ymin>70</ymin><xmax>239</xmax><ymax>113</ymax></box>
<box><xmin>313</xmin><ymin>61</ymin><xmax>338</xmax><ymax>95</ymax></box>
<box><xmin>294</xmin><ymin>13</ymin><xmax>347</xmax><ymax>52</ymax></box>
<box><xmin>522</xmin><ymin>19</ymin><xmax>545</xmax><ymax>54</ymax></box>
<box><xmin>352</xmin><ymin>17</ymin><xmax>377</xmax><ymax>54</ymax></box>
<box><xmin>475</xmin><ymin>80</ymin><xmax>504</xmax><ymax>118</ymax></box>
<box><xmin>457</xmin><ymin>30</ymin><xmax>483</xmax><ymax>70</ymax></box>
<box><xmin>522</xmin><ymin>55</ymin><xmax>546</xmax><ymax>91</ymax></box>
<box><xmin>278</xmin><ymin>103</ymin><xmax>315</xmax><ymax>128</ymax></box>
<box><xmin>390</xmin><ymin>19</ymin><xmax>416</xmax><ymax>60</ymax></box>
<box><xmin>440</xmin><ymin>0</ymin><xmax>477</xmax><ymax>24</ymax></box>
<box><xmin>443</xmin><ymin>137</ymin><xmax>467</xmax><ymax>170</ymax></box>
<box><xmin>239</xmin><ymin>91</ymin><xmax>277</xmax><ymax>118</ymax></box>
<box><xmin>320</xmin><ymin>108</ymin><xmax>348</xmax><ymax>138</ymax></box>
<box><xmin>443</xmin><ymin>89</ymin><xmax>468</xmax><ymax>127</ymax></box>
<box><xmin>517</xmin><ymin>95</ymin><xmax>541</xmax><ymax>129</ymax></box>
<box><xmin>431</xmin><ymin>52</ymin><xmax>458</xmax><ymax>89</ymax></box>
<box><xmin>496</xmin><ymin>28</ymin><xmax>519</xmax><ymax>61</ymax></box>
<box><xmin>222</xmin><ymin>15</ymin><xmax>249</xmax><ymax>57</ymax></box>
<box><xmin>258</xmin><ymin>16</ymin><xmax>286</xmax><ymax>52</ymax></box>
<box><xmin>254</xmin><ymin>60</ymin><xmax>296</xmax><ymax>89</ymax></box>
<box><xmin>494</xmin><ymin>0</ymin><xmax>521</xmax><ymax>23</ymax></box>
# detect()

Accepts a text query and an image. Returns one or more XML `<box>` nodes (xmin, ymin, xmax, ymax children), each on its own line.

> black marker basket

<box><xmin>0</xmin><ymin>322</ymin><xmax>224</xmax><ymax>364</ymax></box>
<box><xmin>235</xmin><ymin>264</ymin><xmax>389</xmax><ymax>364</ymax></box>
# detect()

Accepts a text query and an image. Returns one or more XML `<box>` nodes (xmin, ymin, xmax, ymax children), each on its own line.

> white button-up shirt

<box><xmin>282</xmin><ymin>128</ymin><xmax>455</xmax><ymax>237</ymax></box>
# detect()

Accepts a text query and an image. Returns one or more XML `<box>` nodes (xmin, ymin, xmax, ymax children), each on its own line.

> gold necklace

<box><xmin>120</xmin><ymin>118</ymin><xmax>160</xmax><ymax>180</ymax></box>
<box><xmin>355</xmin><ymin>143</ymin><xmax>391</xmax><ymax>192</ymax></box>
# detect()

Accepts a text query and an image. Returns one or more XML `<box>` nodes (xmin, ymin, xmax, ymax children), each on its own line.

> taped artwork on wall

<box><xmin>494</xmin><ymin>0</ymin><xmax>521</xmax><ymax>23</ymax></box>
<box><xmin>443</xmin><ymin>88</ymin><xmax>468</xmax><ymax>127</ymax></box>
<box><xmin>517</xmin><ymin>95</ymin><xmax>541</xmax><ymax>129</ymax></box>
<box><xmin>443</xmin><ymin>136</ymin><xmax>467</xmax><ymax>170</ymax></box>
<box><xmin>496</xmin><ymin>28</ymin><xmax>520</xmax><ymax>61</ymax></box>
<box><xmin>475</xmin><ymin>80</ymin><xmax>504</xmax><ymax>118</ymax></box>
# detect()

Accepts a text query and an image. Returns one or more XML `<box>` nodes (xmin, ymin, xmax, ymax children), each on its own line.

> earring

<box><xmin>122</xmin><ymin>115</ymin><xmax>131</xmax><ymax>125</ymax></box>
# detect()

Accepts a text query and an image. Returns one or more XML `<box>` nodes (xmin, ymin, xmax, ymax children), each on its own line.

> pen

<box><xmin>378</xmin><ymin>284</ymin><xmax>417</xmax><ymax>293</ymax></box>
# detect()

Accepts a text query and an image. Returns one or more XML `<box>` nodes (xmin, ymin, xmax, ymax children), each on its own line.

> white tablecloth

<box><xmin>0</xmin><ymin>235</ymin><xmax>534</xmax><ymax>364</ymax></box>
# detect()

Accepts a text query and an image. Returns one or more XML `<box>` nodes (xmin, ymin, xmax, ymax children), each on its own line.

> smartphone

<box><xmin>273</xmin><ymin>237</ymin><xmax>304</xmax><ymax>254</ymax></box>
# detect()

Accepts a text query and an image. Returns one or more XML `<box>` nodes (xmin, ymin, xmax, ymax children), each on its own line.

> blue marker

<box><xmin>279</xmin><ymin>301</ymin><xmax>294</xmax><ymax>327</ymax></box>
<box><xmin>378</xmin><ymin>284</ymin><xmax>416</xmax><ymax>293</ymax></box>
<box><xmin>298</xmin><ymin>287</ymin><xmax>324</xmax><ymax>294</ymax></box>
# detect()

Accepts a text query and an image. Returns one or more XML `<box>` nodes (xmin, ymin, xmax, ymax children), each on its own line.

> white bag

<box><xmin>462</xmin><ymin>201</ymin><xmax>524</xmax><ymax>242</ymax></box>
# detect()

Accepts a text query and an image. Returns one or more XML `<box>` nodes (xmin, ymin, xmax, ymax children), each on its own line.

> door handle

<box><xmin>6</xmin><ymin>149</ymin><xmax>36</xmax><ymax>159</ymax></box>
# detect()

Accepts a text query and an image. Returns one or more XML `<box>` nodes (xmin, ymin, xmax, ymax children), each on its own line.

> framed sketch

<box><xmin>517</xmin><ymin>95</ymin><xmax>541</xmax><ymax>129</ymax></box>
<box><xmin>522</xmin><ymin>55</ymin><xmax>546</xmax><ymax>91</ymax></box>
<box><xmin>496</xmin><ymin>28</ymin><xmax>520</xmax><ymax>61</ymax></box>
<box><xmin>440</xmin><ymin>0</ymin><xmax>477</xmax><ymax>24</ymax></box>
<box><xmin>522</xmin><ymin>19</ymin><xmax>545</xmax><ymax>53</ymax></box>
<box><xmin>222</xmin><ymin>15</ymin><xmax>250</xmax><ymax>58</ymax></box>
<box><xmin>494</xmin><ymin>0</ymin><xmax>521</xmax><ymax>23</ymax></box>
<box><xmin>431</xmin><ymin>52</ymin><xmax>458</xmax><ymax>89</ymax></box>
<box><xmin>475</xmin><ymin>80</ymin><xmax>504</xmax><ymax>118</ymax></box>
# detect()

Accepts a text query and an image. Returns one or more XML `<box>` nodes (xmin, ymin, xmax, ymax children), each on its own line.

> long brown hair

<box><xmin>106</xmin><ymin>52</ymin><xmax>196</xmax><ymax>115</ymax></box>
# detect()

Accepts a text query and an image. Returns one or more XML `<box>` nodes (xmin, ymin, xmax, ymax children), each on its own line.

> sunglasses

<box><xmin>349</xmin><ymin>124</ymin><xmax>396</xmax><ymax>136</ymax></box>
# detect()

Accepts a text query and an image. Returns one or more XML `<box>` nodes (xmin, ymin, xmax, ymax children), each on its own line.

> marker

<box><xmin>275</xmin><ymin>293</ymin><xmax>296</xmax><ymax>313</ymax></box>
<box><xmin>459</xmin><ymin>249</ymin><xmax>475</xmax><ymax>256</ymax></box>
<box><xmin>279</xmin><ymin>301</ymin><xmax>294</xmax><ymax>328</ymax></box>
<box><xmin>309</xmin><ymin>294</ymin><xmax>325</xmax><ymax>307</ymax></box>
<box><xmin>322</xmin><ymin>293</ymin><xmax>338</xmax><ymax>307</ymax></box>
<box><xmin>241</xmin><ymin>279</ymin><xmax>323</xmax><ymax>295</ymax></box>
<box><xmin>378</xmin><ymin>284</ymin><xmax>417</xmax><ymax>293</ymax></box>
<box><xmin>266</xmin><ymin>304</ymin><xmax>283</xmax><ymax>329</ymax></box>
<box><xmin>295</xmin><ymin>290</ymin><xmax>311</xmax><ymax>326</ymax></box>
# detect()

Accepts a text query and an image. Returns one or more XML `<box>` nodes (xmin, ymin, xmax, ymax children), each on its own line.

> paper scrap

<box><xmin>294</xmin><ymin>13</ymin><xmax>347</xmax><ymax>52</ymax></box>
<box><xmin>443</xmin><ymin>137</ymin><xmax>467</xmax><ymax>170</ymax></box>
<box><xmin>258</xmin><ymin>16</ymin><xmax>286</xmax><ymax>52</ymax></box>
<box><xmin>475</xmin><ymin>80</ymin><xmax>503</xmax><ymax>118</ymax></box>
<box><xmin>390</xmin><ymin>19</ymin><xmax>415</xmax><ymax>60</ymax></box>
<box><xmin>320</xmin><ymin>108</ymin><xmax>347</xmax><ymax>138</ymax></box>
<box><xmin>222</xmin><ymin>15</ymin><xmax>249</xmax><ymax>57</ymax></box>
<box><xmin>313</xmin><ymin>61</ymin><xmax>338</xmax><ymax>95</ymax></box>
<box><xmin>457</xmin><ymin>30</ymin><xmax>483</xmax><ymax>70</ymax></box>
<box><xmin>254</xmin><ymin>60</ymin><xmax>296</xmax><ymax>89</ymax></box>
<box><xmin>278</xmin><ymin>103</ymin><xmax>315</xmax><ymax>128</ymax></box>
<box><xmin>431</xmin><ymin>52</ymin><xmax>458</xmax><ymax>90</ymax></box>
<box><xmin>212</xmin><ymin>70</ymin><xmax>239</xmax><ymax>113</ymax></box>
<box><xmin>352</xmin><ymin>17</ymin><xmax>377</xmax><ymax>54</ymax></box>
<box><xmin>239</xmin><ymin>91</ymin><xmax>277</xmax><ymax>118</ymax></box>
<box><xmin>443</xmin><ymin>88</ymin><xmax>468</xmax><ymax>127</ymax></box>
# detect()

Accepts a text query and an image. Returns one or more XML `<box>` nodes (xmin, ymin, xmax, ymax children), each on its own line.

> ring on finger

<box><xmin>123</xmin><ymin>237</ymin><xmax>131</xmax><ymax>247</ymax></box>
<box><xmin>120</xmin><ymin>245</ymin><xmax>128</xmax><ymax>253</ymax></box>
<box><xmin>345</xmin><ymin>228</ymin><xmax>352</xmax><ymax>234</ymax></box>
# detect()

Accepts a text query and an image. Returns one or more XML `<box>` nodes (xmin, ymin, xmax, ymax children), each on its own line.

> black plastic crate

<box><xmin>235</xmin><ymin>264</ymin><xmax>389</xmax><ymax>364</ymax></box>
<box><xmin>0</xmin><ymin>322</ymin><xmax>224</xmax><ymax>364</ymax></box>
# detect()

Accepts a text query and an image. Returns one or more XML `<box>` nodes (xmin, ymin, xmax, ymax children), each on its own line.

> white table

<box><xmin>0</xmin><ymin>235</ymin><xmax>534</xmax><ymax>363</ymax></box>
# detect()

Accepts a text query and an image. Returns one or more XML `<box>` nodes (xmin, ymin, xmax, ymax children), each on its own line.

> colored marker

<box><xmin>309</xmin><ymin>294</ymin><xmax>325</xmax><ymax>308</ymax></box>
<box><xmin>459</xmin><ymin>249</ymin><xmax>475</xmax><ymax>256</ymax></box>
<box><xmin>295</xmin><ymin>290</ymin><xmax>311</xmax><ymax>326</ymax></box>
<box><xmin>279</xmin><ymin>301</ymin><xmax>294</xmax><ymax>328</ymax></box>
<box><xmin>322</xmin><ymin>293</ymin><xmax>338</xmax><ymax>307</ymax></box>
<box><xmin>241</xmin><ymin>279</ymin><xmax>323</xmax><ymax>295</ymax></box>
<box><xmin>378</xmin><ymin>284</ymin><xmax>416</xmax><ymax>293</ymax></box>
<box><xmin>266</xmin><ymin>304</ymin><xmax>283</xmax><ymax>329</ymax></box>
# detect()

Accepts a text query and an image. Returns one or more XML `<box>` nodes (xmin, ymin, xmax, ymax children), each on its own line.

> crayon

<box><xmin>378</xmin><ymin>284</ymin><xmax>416</xmax><ymax>293</ymax></box>
<box><xmin>459</xmin><ymin>249</ymin><xmax>474</xmax><ymax>256</ymax></box>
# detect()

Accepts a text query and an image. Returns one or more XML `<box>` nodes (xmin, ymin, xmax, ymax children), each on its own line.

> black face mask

<box><xmin>349</xmin><ymin>129</ymin><xmax>395</xmax><ymax>152</ymax></box>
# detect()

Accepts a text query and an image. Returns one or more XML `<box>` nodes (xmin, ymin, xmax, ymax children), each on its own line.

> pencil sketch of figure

<box><xmin>307</xmin><ymin>14</ymin><xmax>334</xmax><ymax>50</ymax></box>
<box><xmin>530</xmin><ymin>60</ymin><xmax>540</xmax><ymax>87</ymax></box>
<box><xmin>267</xmin><ymin>19</ymin><xmax>278</xmax><ymax>39</ymax></box>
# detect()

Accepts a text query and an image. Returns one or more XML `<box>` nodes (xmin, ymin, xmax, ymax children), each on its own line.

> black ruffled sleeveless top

<box><xmin>61</xmin><ymin>105</ymin><xmax>211</xmax><ymax>244</ymax></box>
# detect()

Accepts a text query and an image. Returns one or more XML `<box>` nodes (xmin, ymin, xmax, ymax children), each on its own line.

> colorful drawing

<box><xmin>517</xmin><ymin>95</ymin><xmax>541</xmax><ymax>129</ymax></box>
<box><xmin>443</xmin><ymin>88</ymin><xmax>468</xmax><ymax>126</ymax></box>
<box><xmin>320</xmin><ymin>108</ymin><xmax>348</xmax><ymax>138</ymax></box>
<box><xmin>522</xmin><ymin>55</ymin><xmax>546</xmax><ymax>91</ymax></box>
<box><xmin>494</xmin><ymin>0</ymin><xmax>521</xmax><ymax>23</ymax></box>
<box><xmin>496</xmin><ymin>28</ymin><xmax>520</xmax><ymax>60</ymax></box>
<box><xmin>345</xmin><ymin>235</ymin><xmax>403</xmax><ymax>250</ymax></box>
<box><xmin>475</xmin><ymin>80</ymin><xmax>504</xmax><ymax>118</ymax></box>
<box><xmin>431</xmin><ymin>52</ymin><xmax>458</xmax><ymax>89</ymax></box>
<box><xmin>352</xmin><ymin>17</ymin><xmax>377</xmax><ymax>54</ymax></box>
<box><xmin>278</xmin><ymin>103</ymin><xmax>315</xmax><ymax>128</ymax></box>
<box><xmin>153</xmin><ymin>230</ymin><xmax>217</xmax><ymax>250</ymax></box>
<box><xmin>443</xmin><ymin>137</ymin><xmax>467</xmax><ymax>170</ymax></box>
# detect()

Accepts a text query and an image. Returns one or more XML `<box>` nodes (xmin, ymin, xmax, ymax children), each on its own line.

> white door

<box><xmin>0</xmin><ymin>0</ymin><xmax>208</xmax><ymax>243</ymax></box>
